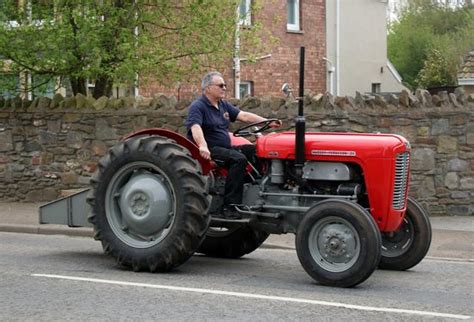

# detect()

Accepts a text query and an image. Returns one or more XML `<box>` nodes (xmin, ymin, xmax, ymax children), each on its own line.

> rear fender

<box><xmin>122</xmin><ymin>128</ymin><xmax>213</xmax><ymax>174</ymax></box>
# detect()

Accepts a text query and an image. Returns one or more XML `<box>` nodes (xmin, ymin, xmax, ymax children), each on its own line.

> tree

<box><xmin>0</xmin><ymin>0</ymin><xmax>267</xmax><ymax>98</ymax></box>
<box><xmin>388</xmin><ymin>1</ymin><xmax>474</xmax><ymax>89</ymax></box>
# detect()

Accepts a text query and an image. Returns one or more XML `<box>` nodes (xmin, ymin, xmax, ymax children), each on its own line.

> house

<box><xmin>141</xmin><ymin>0</ymin><xmax>327</xmax><ymax>100</ymax></box>
<box><xmin>145</xmin><ymin>0</ymin><xmax>404</xmax><ymax>99</ymax></box>
<box><xmin>325</xmin><ymin>0</ymin><xmax>406</xmax><ymax>96</ymax></box>
<box><xmin>457</xmin><ymin>49</ymin><xmax>474</xmax><ymax>94</ymax></box>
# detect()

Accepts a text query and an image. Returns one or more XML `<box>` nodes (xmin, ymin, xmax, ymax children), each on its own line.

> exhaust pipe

<box><xmin>295</xmin><ymin>46</ymin><xmax>306</xmax><ymax>174</ymax></box>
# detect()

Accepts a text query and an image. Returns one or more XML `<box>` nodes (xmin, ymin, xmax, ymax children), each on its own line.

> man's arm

<box><xmin>190</xmin><ymin>124</ymin><xmax>211</xmax><ymax>160</ymax></box>
<box><xmin>237</xmin><ymin>111</ymin><xmax>282</xmax><ymax>127</ymax></box>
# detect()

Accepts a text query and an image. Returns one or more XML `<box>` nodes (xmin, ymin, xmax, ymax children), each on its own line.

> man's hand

<box><xmin>269</xmin><ymin>119</ymin><xmax>283</xmax><ymax>128</ymax></box>
<box><xmin>199</xmin><ymin>145</ymin><xmax>211</xmax><ymax>160</ymax></box>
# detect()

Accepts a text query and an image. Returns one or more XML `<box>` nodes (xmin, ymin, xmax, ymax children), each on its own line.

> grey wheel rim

<box><xmin>308</xmin><ymin>216</ymin><xmax>361</xmax><ymax>273</ymax></box>
<box><xmin>105</xmin><ymin>161</ymin><xmax>176</xmax><ymax>248</ymax></box>
<box><xmin>381</xmin><ymin>217</ymin><xmax>414</xmax><ymax>258</ymax></box>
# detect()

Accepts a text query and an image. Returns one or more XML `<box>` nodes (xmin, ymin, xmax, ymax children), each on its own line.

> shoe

<box><xmin>221</xmin><ymin>205</ymin><xmax>242</xmax><ymax>219</ymax></box>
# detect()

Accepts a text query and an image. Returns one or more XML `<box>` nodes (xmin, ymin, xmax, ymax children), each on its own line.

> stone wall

<box><xmin>0</xmin><ymin>89</ymin><xmax>473</xmax><ymax>216</ymax></box>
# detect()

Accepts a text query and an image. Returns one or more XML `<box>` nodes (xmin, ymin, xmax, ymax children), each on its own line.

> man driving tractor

<box><xmin>185</xmin><ymin>71</ymin><xmax>282</xmax><ymax>219</ymax></box>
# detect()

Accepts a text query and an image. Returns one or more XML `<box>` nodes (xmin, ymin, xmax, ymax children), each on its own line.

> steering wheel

<box><xmin>233</xmin><ymin>118</ymin><xmax>280</xmax><ymax>137</ymax></box>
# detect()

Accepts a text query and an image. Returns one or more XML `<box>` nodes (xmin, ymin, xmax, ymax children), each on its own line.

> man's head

<box><xmin>202</xmin><ymin>71</ymin><xmax>227</xmax><ymax>101</ymax></box>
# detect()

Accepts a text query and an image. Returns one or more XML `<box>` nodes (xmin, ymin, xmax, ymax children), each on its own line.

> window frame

<box><xmin>287</xmin><ymin>0</ymin><xmax>300</xmax><ymax>32</ymax></box>
<box><xmin>239</xmin><ymin>81</ymin><xmax>253</xmax><ymax>98</ymax></box>
<box><xmin>239</xmin><ymin>0</ymin><xmax>252</xmax><ymax>26</ymax></box>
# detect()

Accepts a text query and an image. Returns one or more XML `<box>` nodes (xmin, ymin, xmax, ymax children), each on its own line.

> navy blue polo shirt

<box><xmin>185</xmin><ymin>95</ymin><xmax>240</xmax><ymax>148</ymax></box>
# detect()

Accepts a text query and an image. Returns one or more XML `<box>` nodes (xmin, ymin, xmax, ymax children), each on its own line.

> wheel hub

<box><xmin>314</xmin><ymin>223</ymin><xmax>358</xmax><ymax>268</ymax></box>
<box><xmin>119</xmin><ymin>173</ymin><xmax>173</xmax><ymax>238</ymax></box>
<box><xmin>130</xmin><ymin>192</ymin><xmax>150</xmax><ymax>216</ymax></box>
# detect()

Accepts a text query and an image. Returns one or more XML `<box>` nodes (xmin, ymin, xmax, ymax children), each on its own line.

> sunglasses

<box><xmin>211</xmin><ymin>83</ymin><xmax>227</xmax><ymax>89</ymax></box>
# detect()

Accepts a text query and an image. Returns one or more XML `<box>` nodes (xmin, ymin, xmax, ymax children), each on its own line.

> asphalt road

<box><xmin>0</xmin><ymin>232</ymin><xmax>472</xmax><ymax>321</ymax></box>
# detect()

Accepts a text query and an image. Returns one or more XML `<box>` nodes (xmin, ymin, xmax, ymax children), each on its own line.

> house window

<box><xmin>240</xmin><ymin>81</ymin><xmax>253</xmax><ymax>98</ymax></box>
<box><xmin>371</xmin><ymin>83</ymin><xmax>381</xmax><ymax>93</ymax></box>
<box><xmin>239</xmin><ymin>0</ymin><xmax>251</xmax><ymax>26</ymax></box>
<box><xmin>287</xmin><ymin>0</ymin><xmax>300</xmax><ymax>31</ymax></box>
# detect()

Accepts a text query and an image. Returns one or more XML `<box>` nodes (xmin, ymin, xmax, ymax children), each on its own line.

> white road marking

<box><xmin>32</xmin><ymin>273</ymin><xmax>471</xmax><ymax>320</ymax></box>
<box><xmin>425</xmin><ymin>256</ymin><xmax>474</xmax><ymax>264</ymax></box>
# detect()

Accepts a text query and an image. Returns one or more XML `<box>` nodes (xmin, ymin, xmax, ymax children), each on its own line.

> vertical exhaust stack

<box><xmin>295</xmin><ymin>46</ymin><xmax>306</xmax><ymax>175</ymax></box>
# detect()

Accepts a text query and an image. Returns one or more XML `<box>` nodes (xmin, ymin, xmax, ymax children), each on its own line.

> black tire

<box><xmin>379</xmin><ymin>197</ymin><xmax>432</xmax><ymax>270</ymax></box>
<box><xmin>197</xmin><ymin>226</ymin><xmax>269</xmax><ymax>258</ymax></box>
<box><xmin>87</xmin><ymin>135</ymin><xmax>210</xmax><ymax>272</ymax></box>
<box><xmin>296</xmin><ymin>200</ymin><xmax>381</xmax><ymax>288</ymax></box>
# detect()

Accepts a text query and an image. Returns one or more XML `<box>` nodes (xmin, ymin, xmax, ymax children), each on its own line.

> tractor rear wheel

<box><xmin>296</xmin><ymin>200</ymin><xmax>381</xmax><ymax>288</ymax></box>
<box><xmin>379</xmin><ymin>197</ymin><xmax>432</xmax><ymax>270</ymax></box>
<box><xmin>87</xmin><ymin>135</ymin><xmax>210</xmax><ymax>272</ymax></box>
<box><xmin>197</xmin><ymin>225</ymin><xmax>269</xmax><ymax>258</ymax></box>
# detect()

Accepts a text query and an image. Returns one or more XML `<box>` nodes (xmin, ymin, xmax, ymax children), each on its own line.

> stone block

<box><xmin>431</xmin><ymin>119</ymin><xmax>449</xmax><ymax>135</ymax></box>
<box><xmin>444</xmin><ymin>172</ymin><xmax>459</xmax><ymax>189</ymax></box>
<box><xmin>66</xmin><ymin>131</ymin><xmax>83</xmax><ymax>149</ymax></box>
<box><xmin>24</xmin><ymin>141</ymin><xmax>42</xmax><ymax>152</ymax></box>
<box><xmin>447</xmin><ymin>158</ymin><xmax>469</xmax><ymax>172</ymax></box>
<box><xmin>411</xmin><ymin>148</ymin><xmax>435</xmax><ymax>170</ymax></box>
<box><xmin>39</xmin><ymin>130</ymin><xmax>58</xmax><ymax>145</ymax></box>
<box><xmin>75</xmin><ymin>93</ymin><xmax>88</xmax><ymax>109</ymax></box>
<box><xmin>417</xmin><ymin>127</ymin><xmax>430</xmax><ymax>137</ymax></box>
<box><xmin>95</xmin><ymin>119</ymin><xmax>117</xmax><ymax>140</ymax></box>
<box><xmin>82</xmin><ymin>161</ymin><xmax>97</xmax><ymax>173</ymax></box>
<box><xmin>63</xmin><ymin>113</ymin><xmax>81</xmax><ymax>123</ymax></box>
<box><xmin>93</xmin><ymin>96</ymin><xmax>108</xmax><ymax>110</ymax></box>
<box><xmin>47</xmin><ymin>120</ymin><xmax>61</xmax><ymax>133</ymax></box>
<box><xmin>447</xmin><ymin>205</ymin><xmax>473</xmax><ymax>216</ymax></box>
<box><xmin>437</xmin><ymin>136</ymin><xmax>457</xmax><ymax>154</ymax></box>
<box><xmin>37</xmin><ymin>97</ymin><xmax>52</xmax><ymax>109</ymax></box>
<box><xmin>399</xmin><ymin>90</ymin><xmax>410</xmax><ymax>107</ymax></box>
<box><xmin>61</xmin><ymin>171</ymin><xmax>77</xmax><ymax>184</ymax></box>
<box><xmin>51</xmin><ymin>93</ymin><xmax>64</xmax><ymax>109</ymax></box>
<box><xmin>40</xmin><ymin>152</ymin><xmax>54</xmax><ymax>165</ymax></box>
<box><xmin>25</xmin><ymin>188</ymin><xmax>58</xmax><ymax>202</ymax></box>
<box><xmin>459</xmin><ymin>177</ymin><xmax>474</xmax><ymax>190</ymax></box>
<box><xmin>451</xmin><ymin>191</ymin><xmax>470</xmax><ymax>199</ymax></box>
<box><xmin>91</xmin><ymin>140</ymin><xmax>108</xmax><ymax>156</ymax></box>
<box><xmin>33</xmin><ymin>119</ymin><xmax>46</xmax><ymax>127</ymax></box>
<box><xmin>0</xmin><ymin>131</ymin><xmax>13</xmax><ymax>151</ymax></box>
<box><xmin>467</xmin><ymin>133</ymin><xmax>474</xmax><ymax>146</ymax></box>
<box><xmin>76</xmin><ymin>149</ymin><xmax>92</xmax><ymax>161</ymax></box>
<box><xmin>418</xmin><ymin>177</ymin><xmax>435</xmax><ymax>198</ymax></box>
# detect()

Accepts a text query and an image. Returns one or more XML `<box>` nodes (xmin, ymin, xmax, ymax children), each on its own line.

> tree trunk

<box><xmin>93</xmin><ymin>76</ymin><xmax>114</xmax><ymax>98</ymax></box>
<box><xmin>70</xmin><ymin>77</ymin><xmax>87</xmax><ymax>96</ymax></box>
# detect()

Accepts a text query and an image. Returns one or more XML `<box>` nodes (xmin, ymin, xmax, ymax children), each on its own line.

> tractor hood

<box><xmin>256</xmin><ymin>132</ymin><xmax>410</xmax><ymax>160</ymax></box>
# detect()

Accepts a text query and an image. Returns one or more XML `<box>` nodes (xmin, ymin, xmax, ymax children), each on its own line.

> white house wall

<box><xmin>326</xmin><ymin>0</ymin><xmax>406</xmax><ymax>96</ymax></box>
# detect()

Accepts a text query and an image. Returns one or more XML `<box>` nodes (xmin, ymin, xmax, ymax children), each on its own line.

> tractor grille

<box><xmin>392</xmin><ymin>152</ymin><xmax>410</xmax><ymax>210</ymax></box>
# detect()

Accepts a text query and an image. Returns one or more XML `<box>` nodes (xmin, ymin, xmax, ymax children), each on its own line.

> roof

<box><xmin>458</xmin><ymin>50</ymin><xmax>474</xmax><ymax>85</ymax></box>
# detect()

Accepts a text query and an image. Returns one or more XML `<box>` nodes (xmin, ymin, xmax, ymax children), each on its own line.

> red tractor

<box><xmin>40</xmin><ymin>48</ymin><xmax>431</xmax><ymax>287</ymax></box>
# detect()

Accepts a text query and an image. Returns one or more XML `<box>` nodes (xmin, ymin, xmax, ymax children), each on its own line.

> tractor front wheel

<box><xmin>296</xmin><ymin>200</ymin><xmax>381</xmax><ymax>288</ymax></box>
<box><xmin>379</xmin><ymin>197</ymin><xmax>432</xmax><ymax>270</ymax></box>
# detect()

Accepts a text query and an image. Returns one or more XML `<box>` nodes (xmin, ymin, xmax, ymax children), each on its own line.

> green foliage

<box><xmin>0</xmin><ymin>0</ymin><xmax>269</xmax><ymax>97</ymax></box>
<box><xmin>417</xmin><ymin>49</ymin><xmax>458</xmax><ymax>87</ymax></box>
<box><xmin>388</xmin><ymin>2</ymin><xmax>474</xmax><ymax>89</ymax></box>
